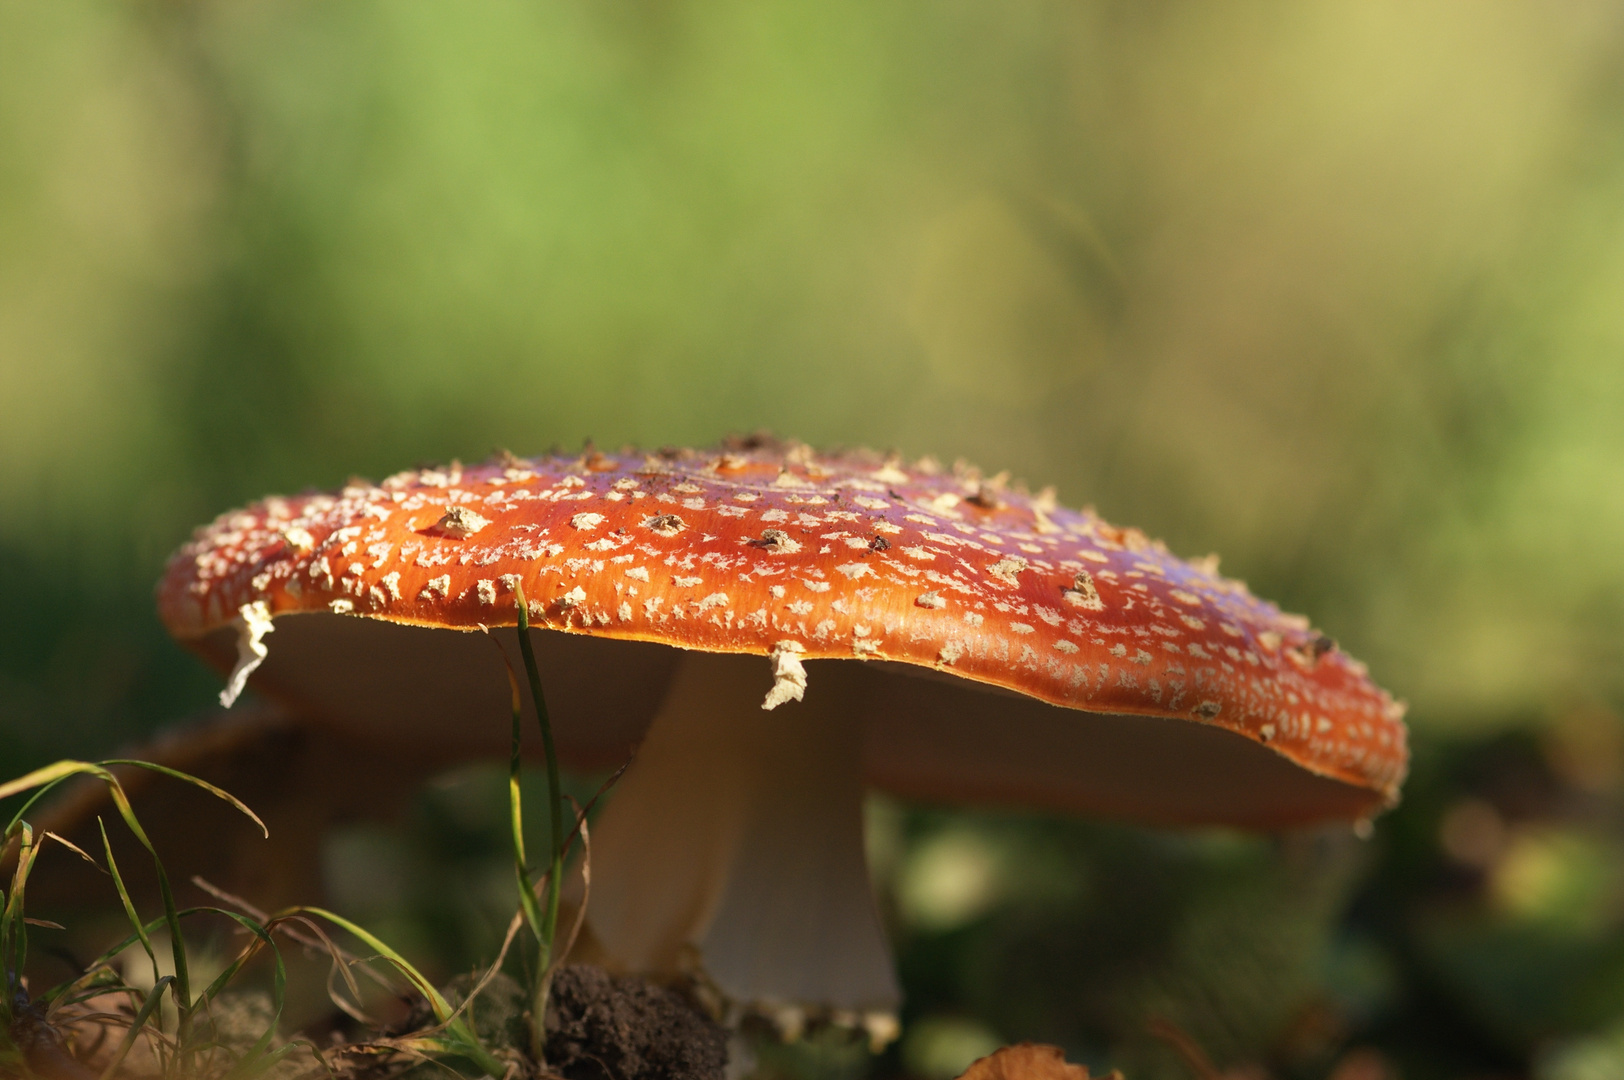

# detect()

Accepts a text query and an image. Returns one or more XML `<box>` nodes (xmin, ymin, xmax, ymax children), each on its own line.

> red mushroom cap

<box><xmin>158</xmin><ymin>437</ymin><xmax>1407</xmax><ymax>827</ymax></box>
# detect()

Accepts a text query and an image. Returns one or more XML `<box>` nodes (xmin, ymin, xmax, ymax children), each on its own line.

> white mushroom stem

<box><xmin>580</xmin><ymin>650</ymin><xmax>900</xmax><ymax>1029</ymax></box>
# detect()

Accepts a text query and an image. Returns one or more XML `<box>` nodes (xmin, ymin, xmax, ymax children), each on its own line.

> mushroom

<box><xmin>155</xmin><ymin>437</ymin><xmax>1408</xmax><ymax>1038</ymax></box>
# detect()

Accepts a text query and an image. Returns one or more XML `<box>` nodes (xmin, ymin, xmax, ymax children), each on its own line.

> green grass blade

<box><xmin>288</xmin><ymin>907</ymin><xmax>454</xmax><ymax>1020</ymax></box>
<box><xmin>1</xmin><ymin>822</ymin><xmax>42</xmax><ymax>1019</ymax></box>
<box><xmin>97</xmin><ymin>973</ymin><xmax>174</xmax><ymax>1080</ymax></box>
<box><xmin>73</xmin><ymin>908</ymin><xmax>205</xmax><ymax>989</ymax></box>
<box><xmin>204</xmin><ymin>911</ymin><xmax>287</xmax><ymax>1080</ymax></box>
<box><xmin>103</xmin><ymin>774</ymin><xmax>192</xmax><ymax>1024</ymax></box>
<box><xmin>97</xmin><ymin>817</ymin><xmax>159</xmax><ymax>988</ymax></box>
<box><xmin>514</xmin><ymin>584</ymin><xmax>567</xmax><ymax>1064</ymax></box>
<box><xmin>223</xmin><ymin>1040</ymin><xmax>322</xmax><ymax>1080</ymax></box>
<box><xmin>100</xmin><ymin>760</ymin><xmax>268</xmax><ymax>839</ymax></box>
<box><xmin>194</xmin><ymin>909</ymin><xmax>275</xmax><ymax>1006</ymax></box>
<box><xmin>0</xmin><ymin>759</ymin><xmax>105</xmax><ymax>806</ymax></box>
<box><xmin>0</xmin><ymin>760</ymin><xmax>102</xmax><ymax>841</ymax></box>
<box><xmin>513</xmin><ymin>587</ymin><xmax>565</xmax><ymax>958</ymax></box>
<box><xmin>488</xmin><ymin>635</ymin><xmax>546</xmax><ymax>949</ymax></box>
<box><xmin>286</xmin><ymin>906</ymin><xmax>505</xmax><ymax>1076</ymax></box>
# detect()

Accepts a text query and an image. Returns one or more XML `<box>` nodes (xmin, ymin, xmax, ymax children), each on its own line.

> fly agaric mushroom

<box><xmin>156</xmin><ymin>437</ymin><xmax>1407</xmax><ymax>1039</ymax></box>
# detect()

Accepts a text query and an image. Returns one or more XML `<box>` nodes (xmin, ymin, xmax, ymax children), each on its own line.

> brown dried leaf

<box><xmin>955</xmin><ymin>1043</ymin><xmax>1119</xmax><ymax>1080</ymax></box>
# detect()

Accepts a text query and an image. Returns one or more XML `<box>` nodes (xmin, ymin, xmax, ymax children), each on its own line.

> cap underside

<box><xmin>191</xmin><ymin>612</ymin><xmax>1383</xmax><ymax>829</ymax></box>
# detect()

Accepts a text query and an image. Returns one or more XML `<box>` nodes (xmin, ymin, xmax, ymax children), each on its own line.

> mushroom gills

<box><xmin>580</xmin><ymin>651</ymin><xmax>900</xmax><ymax>1025</ymax></box>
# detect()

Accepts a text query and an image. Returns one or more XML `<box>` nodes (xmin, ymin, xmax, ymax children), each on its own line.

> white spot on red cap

<box><xmin>643</xmin><ymin>514</ymin><xmax>686</xmax><ymax>537</ymax></box>
<box><xmin>1063</xmin><ymin>571</ymin><xmax>1104</xmax><ymax>611</ymax></box>
<box><xmin>435</xmin><ymin>506</ymin><xmax>491</xmax><ymax>538</ymax></box>
<box><xmin>757</xmin><ymin>529</ymin><xmax>802</xmax><ymax>554</ymax></box>
<box><xmin>987</xmin><ymin>557</ymin><xmax>1028</xmax><ymax>586</ymax></box>
<box><xmin>281</xmin><ymin>527</ymin><xmax>315</xmax><ymax>553</ymax></box>
<box><xmin>762</xmin><ymin>641</ymin><xmax>808</xmax><ymax>710</ymax></box>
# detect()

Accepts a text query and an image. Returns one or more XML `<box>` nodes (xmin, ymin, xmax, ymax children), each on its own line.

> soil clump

<box><xmin>544</xmin><ymin>964</ymin><xmax>728</xmax><ymax>1080</ymax></box>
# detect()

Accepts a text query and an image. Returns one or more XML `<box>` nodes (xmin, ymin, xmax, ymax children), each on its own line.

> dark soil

<box><xmin>544</xmin><ymin>965</ymin><xmax>728</xmax><ymax>1080</ymax></box>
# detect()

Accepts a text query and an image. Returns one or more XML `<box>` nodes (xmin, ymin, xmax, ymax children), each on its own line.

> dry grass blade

<box><xmin>191</xmin><ymin>877</ymin><xmax>398</xmax><ymax>1025</ymax></box>
<box><xmin>280</xmin><ymin>906</ymin><xmax>506</xmax><ymax>1077</ymax></box>
<box><xmin>543</xmin><ymin>799</ymin><xmax>590</xmax><ymax>984</ymax></box>
<box><xmin>44</xmin><ymin>830</ymin><xmax>103</xmax><ymax>870</ymax></box>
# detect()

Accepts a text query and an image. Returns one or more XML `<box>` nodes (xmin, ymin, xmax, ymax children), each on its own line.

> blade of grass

<box><xmin>226</xmin><ymin>1040</ymin><xmax>327</xmax><ymax>1080</ymax></box>
<box><xmin>512</xmin><ymin>584</ymin><xmax>566</xmax><ymax>1066</ymax></box>
<box><xmin>99</xmin><ymin>761</ymin><xmax>267</xmax><ymax>840</ymax></box>
<box><xmin>43</xmin><ymin>830</ymin><xmax>101</xmax><ymax>869</ymax></box>
<box><xmin>512</xmin><ymin>586</ymin><xmax>564</xmax><ymax>959</ymax></box>
<box><xmin>429</xmin><ymin>893</ymin><xmax>527</xmax><ymax>1036</ymax></box>
<box><xmin>485</xmin><ymin>633</ymin><xmax>546</xmax><ymax>950</ymax></box>
<box><xmin>0</xmin><ymin>760</ymin><xmax>116</xmax><ymax>826</ymax></box>
<box><xmin>192</xmin><ymin>878</ymin><xmax>397</xmax><ymax>1005</ymax></box>
<box><xmin>287</xmin><ymin>906</ymin><xmax>505</xmax><ymax>1078</ymax></box>
<box><xmin>200</xmin><ymin>910</ymin><xmax>287</xmax><ymax>1080</ymax></box>
<box><xmin>543</xmin><ymin>800</ymin><xmax>591</xmax><ymax>985</ymax></box>
<box><xmin>1</xmin><ymin>821</ymin><xmax>42</xmax><ymax>1020</ymax></box>
<box><xmin>97</xmin><ymin>818</ymin><xmax>158</xmax><ymax>992</ymax></box>
<box><xmin>104</xmin><ymin>772</ymin><xmax>192</xmax><ymax>1030</ymax></box>
<box><xmin>68</xmin><ymin>907</ymin><xmax>225</xmax><ymax>991</ymax></box>
<box><xmin>97</xmin><ymin>974</ymin><xmax>174</xmax><ymax>1080</ymax></box>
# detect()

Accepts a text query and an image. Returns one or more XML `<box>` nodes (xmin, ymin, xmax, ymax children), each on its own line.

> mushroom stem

<box><xmin>581</xmin><ymin>651</ymin><xmax>900</xmax><ymax>1023</ymax></box>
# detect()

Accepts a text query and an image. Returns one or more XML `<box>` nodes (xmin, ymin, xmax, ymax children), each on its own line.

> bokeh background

<box><xmin>3</xmin><ymin>3</ymin><xmax>1623</xmax><ymax>1078</ymax></box>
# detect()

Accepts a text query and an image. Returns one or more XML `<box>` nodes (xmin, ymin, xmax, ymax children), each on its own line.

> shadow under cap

<box><xmin>191</xmin><ymin>614</ymin><xmax>1383</xmax><ymax>828</ymax></box>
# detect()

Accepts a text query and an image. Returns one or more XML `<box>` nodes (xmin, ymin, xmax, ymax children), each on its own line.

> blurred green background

<box><xmin>2</xmin><ymin>3</ymin><xmax>1622</xmax><ymax>1078</ymax></box>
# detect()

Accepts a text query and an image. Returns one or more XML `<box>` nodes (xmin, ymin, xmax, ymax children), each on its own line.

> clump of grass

<box><xmin>0</xmin><ymin>596</ymin><xmax>604</xmax><ymax>1078</ymax></box>
<box><xmin>0</xmin><ymin>758</ymin><xmax>310</xmax><ymax>1078</ymax></box>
